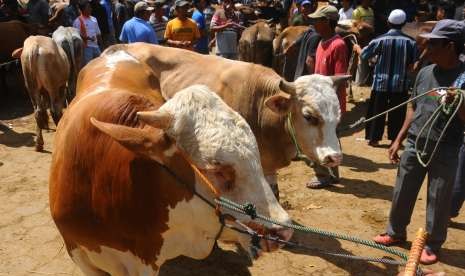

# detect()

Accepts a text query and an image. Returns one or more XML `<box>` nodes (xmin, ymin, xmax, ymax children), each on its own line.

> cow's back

<box><xmin>21</xmin><ymin>36</ymin><xmax>69</xmax><ymax>93</ymax></box>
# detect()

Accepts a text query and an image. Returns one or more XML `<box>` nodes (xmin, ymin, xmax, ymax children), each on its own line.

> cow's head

<box><xmin>265</xmin><ymin>74</ymin><xmax>349</xmax><ymax>167</ymax></box>
<box><xmin>91</xmin><ymin>85</ymin><xmax>292</xmax><ymax>258</ymax></box>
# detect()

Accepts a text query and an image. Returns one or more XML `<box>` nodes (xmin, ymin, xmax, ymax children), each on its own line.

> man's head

<box><xmin>134</xmin><ymin>1</ymin><xmax>154</xmax><ymax>20</ymax></box>
<box><xmin>193</xmin><ymin>0</ymin><xmax>207</xmax><ymax>10</ymax></box>
<box><xmin>78</xmin><ymin>1</ymin><xmax>92</xmax><ymax>16</ymax></box>
<box><xmin>342</xmin><ymin>0</ymin><xmax>351</xmax><ymax>9</ymax></box>
<box><xmin>361</xmin><ymin>0</ymin><xmax>371</xmax><ymax>8</ymax></box>
<box><xmin>174</xmin><ymin>0</ymin><xmax>189</xmax><ymax>19</ymax></box>
<box><xmin>308</xmin><ymin>5</ymin><xmax>339</xmax><ymax>37</ymax></box>
<box><xmin>420</xmin><ymin>19</ymin><xmax>465</xmax><ymax>66</ymax></box>
<box><xmin>388</xmin><ymin>9</ymin><xmax>407</xmax><ymax>29</ymax></box>
<box><xmin>153</xmin><ymin>0</ymin><xmax>164</xmax><ymax>17</ymax></box>
<box><xmin>300</xmin><ymin>0</ymin><xmax>312</xmax><ymax>16</ymax></box>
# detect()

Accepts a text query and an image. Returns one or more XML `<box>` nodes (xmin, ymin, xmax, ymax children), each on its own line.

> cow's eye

<box><xmin>303</xmin><ymin>114</ymin><xmax>319</xmax><ymax>125</ymax></box>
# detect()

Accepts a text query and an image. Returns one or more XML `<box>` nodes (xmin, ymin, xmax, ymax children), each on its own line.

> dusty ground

<box><xmin>0</xmin><ymin>87</ymin><xmax>464</xmax><ymax>276</ymax></box>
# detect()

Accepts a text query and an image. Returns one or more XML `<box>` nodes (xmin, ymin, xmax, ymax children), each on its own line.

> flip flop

<box><xmin>373</xmin><ymin>233</ymin><xmax>406</xmax><ymax>246</ymax></box>
<box><xmin>306</xmin><ymin>178</ymin><xmax>334</xmax><ymax>189</ymax></box>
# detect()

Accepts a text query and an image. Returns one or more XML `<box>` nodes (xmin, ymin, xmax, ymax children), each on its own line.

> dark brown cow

<box><xmin>239</xmin><ymin>21</ymin><xmax>275</xmax><ymax>67</ymax></box>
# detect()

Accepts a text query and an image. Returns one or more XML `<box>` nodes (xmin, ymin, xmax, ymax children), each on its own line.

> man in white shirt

<box><xmin>338</xmin><ymin>0</ymin><xmax>353</xmax><ymax>21</ymax></box>
<box><xmin>73</xmin><ymin>1</ymin><xmax>103</xmax><ymax>66</ymax></box>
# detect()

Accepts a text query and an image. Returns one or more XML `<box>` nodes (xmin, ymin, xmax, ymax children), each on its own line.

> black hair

<box><xmin>389</xmin><ymin>22</ymin><xmax>406</xmax><ymax>30</ymax></box>
<box><xmin>78</xmin><ymin>1</ymin><xmax>90</xmax><ymax>11</ymax></box>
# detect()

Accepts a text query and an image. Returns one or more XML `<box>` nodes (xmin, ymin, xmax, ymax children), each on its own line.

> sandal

<box><xmin>420</xmin><ymin>248</ymin><xmax>438</xmax><ymax>265</ymax></box>
<box><xmin>306</xmin><ymin>178</ymin><xmax>334</xmax><ymax>189</ymax></box>
<box><xmin>373</xmin><ymin>233</ymin><xmax>406</xmax><ymax>246</ymax></box>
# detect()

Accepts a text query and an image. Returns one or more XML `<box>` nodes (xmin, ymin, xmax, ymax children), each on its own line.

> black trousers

<box><xmin>365</xmin><ymin>90</ymin><xmax>409</xmax><ymax>142</ymax></box>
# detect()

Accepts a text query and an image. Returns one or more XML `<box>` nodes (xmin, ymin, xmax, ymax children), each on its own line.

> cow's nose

<box><xmin>323</xmin><ymin>153</ymin><xmax>342</xmax><ymax>167</ymax></box>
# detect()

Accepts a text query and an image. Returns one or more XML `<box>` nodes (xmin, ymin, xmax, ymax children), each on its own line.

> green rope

<box><xmin>215</xmin><ymin>197</ymin><xmax>409</xmax><ymax>261</ymax></box>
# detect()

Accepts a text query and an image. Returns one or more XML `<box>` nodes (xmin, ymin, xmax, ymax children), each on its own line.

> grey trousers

<box><xmin>386</xmin><ymin>138</ymin><xmax>459</xmax><ymax>252</ymax></box>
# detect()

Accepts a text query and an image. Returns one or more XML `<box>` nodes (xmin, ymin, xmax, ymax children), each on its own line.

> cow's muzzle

<box><xmin>321</xmin><ymin>153</ymin><xmax>342</xmax><ymax>167</ymax></box>
<box><xmin>247</xmin><ymin>222</ymin><xmax>293</xmax><ymax>253</ymax></box>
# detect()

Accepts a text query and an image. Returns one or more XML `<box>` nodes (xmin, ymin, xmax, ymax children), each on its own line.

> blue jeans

<box><xmin>83</xmin><ymin>46</ymin><xmax>101</xmax><ymax>66</ymax></box>
<box><xmin>451</xmin><ymin>144</ymin><xmax>465</xmax><ymax>218</ymax></box>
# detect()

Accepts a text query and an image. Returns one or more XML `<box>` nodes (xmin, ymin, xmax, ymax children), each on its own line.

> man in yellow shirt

<box><xmin>352</xmin><ymin>0</ymin><xmax>374</xmax><ymax>27</ymax></box>
<box><xmin>165</xmin><ymin>0</ymin><xmax>200</xmax><ymax>50</ymax></box>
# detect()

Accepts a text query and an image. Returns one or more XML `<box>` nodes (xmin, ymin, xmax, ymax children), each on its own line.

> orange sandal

<box><xmin>373</xmin><ymin>233</ymin><xmax>406</xmax><ymax>246</ymax></box>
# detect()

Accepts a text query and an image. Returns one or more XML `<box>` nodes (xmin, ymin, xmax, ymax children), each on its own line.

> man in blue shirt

<box><xmin>192</xmin><ymin>0</ymin><xmax>209</xmax><ymax>54</ymax></box>
<box><xmin>354</xmin><ymin>9</ymin><xmax>417</xmax><ymax>147</ymax></box>
<box><xmin>119</xmin><ymin>1</ymin><xmax>158</xmax><ymax>44</ymax></box>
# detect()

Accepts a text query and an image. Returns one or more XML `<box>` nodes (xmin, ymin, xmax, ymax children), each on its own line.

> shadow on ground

<box><xmin>160</xmin><ymin>244</ymin><xmax>253</xmax><ymax>276</ymax></box>
<box><xmin>342</xmin><ymin>153</ymin><xmax>397</xmax><ymax>173</ymax></box>
<box><xmin>0</xmin><ymin>122</ymin><xmax>35</xmax><ymax>148</ymax></box>
<box><xmin>284</xmin><ymin>229</ymin><xmax>399</xmax><ymax>275</ymax></box>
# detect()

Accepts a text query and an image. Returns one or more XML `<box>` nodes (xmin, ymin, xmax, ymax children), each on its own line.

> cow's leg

<box><xmin>69</xmin><ymin>248</ymin><xmax>110</xmax><ymax>276</ymax></box>
<box><xmin>265</xmin><ymin>172</ymin><xmax>279</xmax><ymax>200</ymax></box>
<box><xmin>49</xmin><ymin>86</ymin><xmax>66</xmax><ymax>126</ymax></box>
<box><xmin>30</xmin><ymin>91</ymin><xmax>47</xmax><ymax>152</ymax></box>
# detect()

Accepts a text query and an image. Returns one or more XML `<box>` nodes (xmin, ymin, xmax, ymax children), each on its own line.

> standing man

<box><xmin>354</xmin><ymin>9</ymin><xmax>417</xmax><ymax>147</ymax></box>
<box><xmin>149</xmin><ymin>0</ymin><xmax>168</xmax><ymax>44</ymax></box>
<box><xmin>306</xmin><ymin>5</ymin><xmax>348</xmax><ymax>189</ymax></box>
<box><xmin>290</xmin><ymin>0</ymin><xmax>313</xmax><ymax>26</ymax></box>
<box><xmin>164</xmin><ymin>0</ymin><xmax>200</xmax><ymax>50</ymax></box>
<box><xmin>114</xmin><ymin>0</ymin><xmax>128</xmax><ymax>40</ymax></box>
<box><xmin>192</xmin><ymin>0</ymin><xmax>209</xmax><ymax>54</ymax></box>
<box><xmin>63</xmin><ymin>0</ymin><xmax>80</xmax><ymax>27</ymax></box>
<box><xmin>373</xmin><ymin>20</ymin><xmax>465</xmax><ymax>265</ymax></box>
<box><xmin>210</xmin><ymin>0</ymin><xmax>243</xmax><ymax>59</ymax></box>
<box><xmin>338</xmin><ymin>0</ymin><xmax>353</xmax><ymax>21</ymax></box>
<box><xmin>73</xmin><ymin>1</ymin><xmax>103</xmax><ymax>66</ymax></box>
<box><xmin>352</xmin><ymin>0</ymin><xmax>374</xmax><ymax>27</ymax></box>
<box><xmin>26</xmin><ymin>0</ymin><xmax>49</xmax><ymax>25</ymax></box>
<box><xmin>100</xmin><ymin>0</ymin><xmax>117</xmax><ymax>47</ymax></box>
<box><xmin>119</xmin><ymin>1</ymin><xmax>158</xmax><ymax>44</ymax></box>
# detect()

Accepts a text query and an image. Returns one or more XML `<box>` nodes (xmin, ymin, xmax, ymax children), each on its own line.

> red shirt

<box><xmin>315</xmin><ymin>35</ymin><xmax>348</xmax><ymax>112</ymax></box>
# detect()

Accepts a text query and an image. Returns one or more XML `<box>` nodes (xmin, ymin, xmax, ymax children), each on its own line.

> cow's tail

<box><xmin>61</xmin><ymin>36</ymin><xmax>75</xmax><ymax>103</ymax></box>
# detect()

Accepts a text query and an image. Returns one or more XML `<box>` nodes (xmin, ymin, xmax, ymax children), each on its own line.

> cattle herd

<box><xmin>0</xmin><ymin>3</ymin><xmax>442</xmax><ymax>275</ymax></box>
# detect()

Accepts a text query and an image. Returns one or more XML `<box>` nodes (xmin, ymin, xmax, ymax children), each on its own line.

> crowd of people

<box><xmin>1</xmin><ymin>0</ymin><xmax>465</xmax><ymax>268</ymax></box>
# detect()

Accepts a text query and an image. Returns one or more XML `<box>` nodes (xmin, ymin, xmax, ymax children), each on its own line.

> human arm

<box><xmin>388</xmin><ymin>104</ymin><xmax>414</xmax><ymax>163</ymax></box>
<box><xmin>210</xmin><ymin>11</ymin><xmax>234</xmax><ymax>32</ymax></box>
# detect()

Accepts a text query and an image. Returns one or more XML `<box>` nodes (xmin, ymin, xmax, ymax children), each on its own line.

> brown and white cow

<box><xmin>52</xmin><ymin>26</ymin><xmax>84</xmax><ymax>102</ymax></box>
<box><xmin>50</xmin><ymin>51</ymin><xmax>292</xmax><ymax>275</ymax></box>
<box><xmin>14</xmin><ymin>35</ymin><xmax>69</xmax><ymax>151</ymax></box>
<box><xmin>102</xmin><ymin>44</ymin><xmax>347</xmax><ymax>197</ymax></box>
<box><xmin>239</xmin><ymin>21</ymin><xmax>275</xmax><ymax>67</ymax></box>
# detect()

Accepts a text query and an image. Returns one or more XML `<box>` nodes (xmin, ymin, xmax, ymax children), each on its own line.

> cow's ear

<box><xmin>201</xmin><ymin>163</ymin><xmax>236</xmax><ymax>192</ymax></box>
<box><xmin>12</xmin><ymin>48</ymin><xmax>23</xmax><ymax>59</ymax></box>
<box><xmin>264</xmin><ymin>92</ymin><xmax>293</xmax><ymax>115</ymax></box>
<box><xmin>90</xmin><ymin>117</ymin><xmax>171</xmax><ymax>160</ymax></box>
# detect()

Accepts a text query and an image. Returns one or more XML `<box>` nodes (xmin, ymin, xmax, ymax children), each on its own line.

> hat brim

<box><xmin>308</xmin><ymin>13</ymin><xmax>325</xmax><ymax>19</ymax></box>
<box><xmin>419</xmin><ymin>33</ymin><xmax>449</xmax><ymax>39</ymax></box>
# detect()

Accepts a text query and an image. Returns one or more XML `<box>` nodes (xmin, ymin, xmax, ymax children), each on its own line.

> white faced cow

<box><xmin>50</xmin><ymin>51</ymin><xmax>293</xmax><ymax>276</ymax></box>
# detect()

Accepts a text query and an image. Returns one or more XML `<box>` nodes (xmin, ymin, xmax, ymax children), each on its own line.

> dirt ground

<box><xmin>0</xmin><ymin>86</ymin><xmax>464</xmax><ymax>276</ymax></box>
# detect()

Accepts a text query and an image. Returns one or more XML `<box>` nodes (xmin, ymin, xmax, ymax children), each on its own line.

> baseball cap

<box><xmin>308</xmin><ymin>5</ymin><xmax>339</xmax><ymax>21</ymax></box>
<box><xmin>175</xmin><ymin>0</ymin><xmax>189</xmax><ymax>7</ymax></box>
<box><xmin>301</xmin><ymin>0</ymin><xmax>312</xmax><ymax>6</ymax></box>
<box><xmin>388</xmin><ymin>9</ymin><xmax>406</xmax><ymax>25</ymax></box>
<box><xmin>420</xmin><ymin>19</ymin><xmax>465</xmax><ymax>44</ymax></box>
<box><xmin>134</xmin><ymin>1</ymin><xmax>154</xmax><ymax>12</ymax></box>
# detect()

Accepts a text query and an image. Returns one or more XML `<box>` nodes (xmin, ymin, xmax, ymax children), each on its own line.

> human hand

<box><xmin>388</xmin><ymin>140</ymin><xmax>401</xmax><ymax>164</ymax></box>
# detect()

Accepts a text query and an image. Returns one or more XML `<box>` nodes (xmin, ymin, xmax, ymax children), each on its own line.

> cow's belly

<box><xmin>70</xmin><ymin>246</ymin><xmax>155</xmax><ymax>276</ymax></box>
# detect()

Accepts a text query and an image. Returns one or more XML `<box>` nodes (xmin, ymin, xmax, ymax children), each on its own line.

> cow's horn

<box><xmin>330</xmin><ymin>75</ymin><xmax>352</xmax><ymax>89</ymax></box>
<box><xmin>266</xmin><ymin>18</ymin><xmax>274</xmax><ymax>24</ymax></box>
<box><xmin>279</xmin><ymin>79</ymin><xmax>296</xmax><ymax>96</ymax></box>
<box><xmin>137</xmin><ymin>110</ymin><xmax>173</xmax><ymax>130</ymax></box>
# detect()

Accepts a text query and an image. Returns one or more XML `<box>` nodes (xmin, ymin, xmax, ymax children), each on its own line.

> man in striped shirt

<box><xmin>354</xmin><ymin>9</ymin><xmax>417</xmax><ymax>147</ymax></box>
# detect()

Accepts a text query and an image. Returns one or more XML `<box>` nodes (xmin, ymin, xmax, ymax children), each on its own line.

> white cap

<box><xmin>388</xmin><ymin>9</ymin><xmax>407</xmax><ymax>25</ymax></box>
